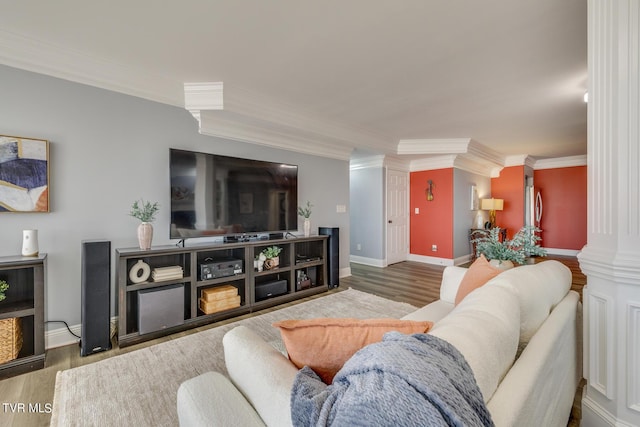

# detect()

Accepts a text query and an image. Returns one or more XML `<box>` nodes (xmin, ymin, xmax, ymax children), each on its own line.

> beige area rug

<box><xmin>50</xmin><ymin>288</ymin><xmax>417</xmax><ymax>427</ymax></box>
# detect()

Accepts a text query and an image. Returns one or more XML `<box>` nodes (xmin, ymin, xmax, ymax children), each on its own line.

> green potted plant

<box><xmin>130</xmin><ymin>199</ymin><xmax>159</xmax><ymax>250</ymax></box>
<box><xmin>261</xmin><ymin>246</ymin><xmax>283</xmax><ymax>270</ymax></box>
<box><xmin>298</xmin><ymin>201</ymin><xmax>313</xmax><ymax>237</ymax></box>
<box><xmin>472</xmin><ymin>225</ymin><xmax>547</xmax><ymax>269</ymax></box>
<box><xmin>0</xmin><ymin>279</ymin><xmax>8</xmax><ymax>302</ymax></box>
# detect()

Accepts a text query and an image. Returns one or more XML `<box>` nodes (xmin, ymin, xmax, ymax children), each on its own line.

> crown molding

<box><xmin>350</xmin><ymin>155</ymin><xmax>386</xmax><ymax>171</ymax></box>
<box><xmin>534</xmin><ymin>155</ymin><xmax>587</xmax><ymax>170</ymax></box>
<box><xmin>400</xmin><ymin>138</ymin><xmax>505</xmax><ymax>176</ymax></box>
<box><xmin>197</xmin><ymin>111</ymin><xmax>354</xmax><ymax>160</ymax></box>
<box><xmin>504</xmin><ymin>154</ymin><xmax>537</xmax><ymax>169</ymax></box>
<box><xmin>0</xmin><ymin>29</ymin><xmax>183</xmax><ymax>106</ymax></box>
<box><xmin>383</xmin><ymin>155</ymin><xmax>410</xmax><ymax>171</ymax></box>
<box><xmin>409</xmin><ymin>155</ymin><xmax>457</xmax><ymax>172</ymax></box>
<box><xmin>454</xmin><ymin>155</ymin><xmax>504</xmax><ymax>177</ymax></box>
<box><xmin>184</xmin><ymin>82</ymin><xmax>392</xmax><ymax>161</ymax></box>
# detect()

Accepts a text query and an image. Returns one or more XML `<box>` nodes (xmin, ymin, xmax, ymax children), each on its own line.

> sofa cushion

<box><xmin>454</xmin><ymin>255</ymin><xmax>501</xmax><ymax>305</ymax></box>
<box><xmin>273</xmin><ymin>318</ymin><xmax>433</xmax><ymax>384</ymax></box>
<box><xmin>439</xmin><ymin>265</ymin><xmax>469</xmax><ymax>303</ymax></box>
<box><xmin>486</xmin><ymin>260</ymin><xmax>572</xmax><ymax>349</ymax></box>
<box><xmin>429</xmin><ymin>280</ymin><xmax>520</xmax><ymax>402</ymax></box>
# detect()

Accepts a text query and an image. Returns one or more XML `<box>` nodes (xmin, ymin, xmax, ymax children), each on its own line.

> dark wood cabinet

<box><xmin>116</xmin><ymin>236</ymin><xmax>328</xmax><ymax>347</ymax></box>
<box><xmin>0</xmin><ymin>254</ymin><xmax>46</xmax><ymax>379</ymax></box>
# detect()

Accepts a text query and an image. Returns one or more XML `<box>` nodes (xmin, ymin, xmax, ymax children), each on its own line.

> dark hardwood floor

<box><xmin>0</xmin><ymin>255</ymin><xmax>585</xmax><ymax>427</ymax></box>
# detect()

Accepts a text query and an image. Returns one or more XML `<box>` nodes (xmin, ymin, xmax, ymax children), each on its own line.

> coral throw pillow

<box><xmin>273</xmin><ymin>318</ymin><xmax>433</xmax><ymax>384</ymax></box>
<box><xmin>454</xmin><ymin>254</ymin><xmax>502</xmax><ymax>306</ymax></box>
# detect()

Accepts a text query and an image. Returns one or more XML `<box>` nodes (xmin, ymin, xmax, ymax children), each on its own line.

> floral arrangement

<box><xmin>130</xmin><ymin>199</ymin><xmax>159</xmax><ymax>223</ymax></box>
<box><xmin>261</xmin><ymin>246</ymin><xmax>283</xmax><ymax>259</ymax></box>
<box><xmin>472</xmin><ymin>225</ymin><xmax>547</xmax><ymax>265</ymax></box>
<box><xmin>0</xmin><ymin>279</ymin><xmax>9</xmax><ymax>302</ymax></box>
<box><xmin>297</xmin><ymin>201</ymin><xmax>313</xmax><ymax>219</ymax></box>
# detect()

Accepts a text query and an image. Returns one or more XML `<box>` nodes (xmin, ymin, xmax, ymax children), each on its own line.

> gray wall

<box><xmin>0</xmin><ymin>65</ymin><xmax>350</xmax><ymax>329</ymax></box>
<box><xmin>453</xmin><ymin>169</ymin><xmax>491</xmax><ymax>259</ymax></box>
<box><xmin>349</xmin><ymin>166</ymin><xmax>385</xmax><ymax>261</ymax></box>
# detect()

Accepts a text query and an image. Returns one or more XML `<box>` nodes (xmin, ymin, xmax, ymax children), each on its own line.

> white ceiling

<box><xmin>0</xmin><ymin>0</ymin><xmax>587</xmax><ymax>161</ymax></box>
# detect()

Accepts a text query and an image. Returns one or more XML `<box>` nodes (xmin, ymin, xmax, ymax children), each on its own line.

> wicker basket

<box><xmin>0</xmin><ymin>317</ymin><xmax>23</xmax><ymax>364</ymax></box>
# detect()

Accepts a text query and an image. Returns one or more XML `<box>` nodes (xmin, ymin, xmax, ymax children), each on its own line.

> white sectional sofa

<box><xmin>177</xmin><ymin>260</ymin><xmax>582</xmax><ymax>427</ymax></box>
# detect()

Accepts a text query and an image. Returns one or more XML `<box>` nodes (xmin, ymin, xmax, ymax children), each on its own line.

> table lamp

<box><xmin>481</xmin><ymin>198</ymin><xmax>504</xmax><ymax>228</ymax></box>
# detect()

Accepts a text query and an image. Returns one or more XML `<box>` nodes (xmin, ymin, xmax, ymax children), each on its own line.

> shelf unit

<box><xmin>117</xmin><ymin>236</ymin><xmax>328</xmax><ymax>347</ymax></box>
<box><xmin>0</xmin><ymin>254</ymin><xmax>46</xmax><ymax>379</ymax></box>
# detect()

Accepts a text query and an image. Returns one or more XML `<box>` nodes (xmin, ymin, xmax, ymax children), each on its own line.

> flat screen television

<box><xmin>169</xmin><ymin>149</ymin><xmax>298</xmax><ymax>240</ymax></box>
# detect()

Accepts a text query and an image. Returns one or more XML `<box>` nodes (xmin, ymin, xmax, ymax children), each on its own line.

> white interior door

<box><xmin>386</xmin><ymin>168</ymin><xmax>409</xmax><ymax>265</ymax></box>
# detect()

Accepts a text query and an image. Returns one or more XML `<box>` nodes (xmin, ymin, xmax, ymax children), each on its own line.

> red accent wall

<box><xmin>534</xmin><ymin>166</ymin><xmax>587</xmax><ymax>250</ymax></box>
<box><xmin>410</xmin><ymin>169</ymin><xmax>453</xmax><ymax>258</ymax></box>
<box><xmin>491</xmin><ymin>166</ymin><xmax>525</xmax><ymax>239</ymax></box>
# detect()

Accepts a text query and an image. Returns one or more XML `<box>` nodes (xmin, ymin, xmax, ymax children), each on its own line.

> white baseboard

<box><xmin>45</xmin><ymin>317</ymin><xmax>118</xmax><ymax>350</ymax></box>
<box><xmin>407</xmin><ymin>254</ymin><xmax>455</xmax><ymax>266</ymax></box>
<box><xmin>349</xmin><ymin>255</ymin><xmax>386</xmax><ymax>267</ymax></box>
<box><xmin>339</xmin><ymin>266</ymin><xmax>351</xmax><ymax>278</ymax></box>
<box><xmin>544</xmin><ymin>247</ymin><xmax>581</xmax><ymax>257</ymax></box>
<box><xmin>581</xmin><ymin>394</ymin><xmax>636</xmax><ymax>427</ymax></box>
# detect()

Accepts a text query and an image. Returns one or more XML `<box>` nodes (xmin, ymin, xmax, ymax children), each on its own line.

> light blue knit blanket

<box><xmin>291</xmin><ymin>332</ymin><xmax>494</xmax><ymax>427</ymax></box>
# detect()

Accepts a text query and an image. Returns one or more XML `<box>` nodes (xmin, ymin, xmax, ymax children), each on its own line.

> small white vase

<box><xmin>303</xmin><ymin>218</ymin><xmax>311</xmax><ymax>237</ymax></box>
<box><xmin>474</xmin><ymin>211</ymin><xmax>484</xmax><ymax>229</ymax></box>
<box><xmin>137</xmin><ymin>222</ymin><xmax>153</xmax><ymax>250</ymax></box>
<box><xmin>489</xmin><ymin>259</ymin><xmax>514</xmax><ymax>270</ymax></box>
<box><xmin>22</xmin><ymin>229</ymin><xmax>39</xmax><ymax>256</ymax></box>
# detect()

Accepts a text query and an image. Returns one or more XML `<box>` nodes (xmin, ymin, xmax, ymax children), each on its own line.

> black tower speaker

<box><xmin>319</xmin><ymin>227</ymin><xmax>339</xmax><ymax>288</ymax></box>
<box><xmin>81</xmin><ymin>240</ymin><xmax>112</xmax><ymax>356</ymax></box>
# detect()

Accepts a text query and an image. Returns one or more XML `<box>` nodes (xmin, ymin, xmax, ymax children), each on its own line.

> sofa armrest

<box><xmin>177</xmin><ymin>371</ymin><xmax>266</xmax><ymax>427</ymax></box>
<box><xmin>487</xmin><ymin>291</ymin><xmax>581</xmax><ymax>427</ymax></box>
<box><xmin>440</xmin><ymin>265</ymin><xmax>468</xmax><ymax>303</ymax></box>
<box><xmin>223</xmin><ymin>325</ymin><xmax>298</xmax><ymax>427</ymax></box>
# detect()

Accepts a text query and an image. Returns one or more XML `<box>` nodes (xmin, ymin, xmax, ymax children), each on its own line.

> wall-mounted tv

<box><xmin>169</xmin><ymin>148</ymin><xmax>298</xmax><ymax>240</ymax></box>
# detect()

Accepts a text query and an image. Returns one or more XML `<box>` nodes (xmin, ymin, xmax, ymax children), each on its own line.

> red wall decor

<box><xmin>409</xmin><ymin>168</ymin><xmax>454</xmax><ymax>258</ymax></box>
<box><xmin>534</xmin><ymin>166</ymin><xmax>587</xmax><ymax>250</ymax></box>
<box><xmin>491</xmin><ymin>166</ymin><xmax>525</xmax><ymax>239</ymax></box>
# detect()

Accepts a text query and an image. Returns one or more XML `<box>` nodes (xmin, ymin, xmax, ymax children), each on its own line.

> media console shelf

<box><xmin>0</xmin><ymin>254</ymin><xmax>46</xmax><ymax>379</ymax></box>
<box><xmin>116</xmin><ymin>235</ymin><xmax>328</xmax><ymax>347</ymax></box>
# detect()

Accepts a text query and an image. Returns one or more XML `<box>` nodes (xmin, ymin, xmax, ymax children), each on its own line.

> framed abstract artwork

<box><xmin>0</xmin><ymin>135</ymin><xmax>50</xmax><ymax>212</ymax></box>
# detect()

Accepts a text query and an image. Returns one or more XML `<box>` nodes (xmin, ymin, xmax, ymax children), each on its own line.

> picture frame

<box><xmin>470</xmin><ymin>185</ymin><xmax>479</xmax><ymax>210</ymax></box>
<box><xmin>0</xmin><ymin>135</ymin><xmax>50</xmax><ymax>212</ymax></box>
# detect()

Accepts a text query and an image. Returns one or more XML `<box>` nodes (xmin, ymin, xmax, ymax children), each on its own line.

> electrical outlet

<box><xmin>415</xmin><ymin>207</ymin><xmax>420</xmax><ymax>214</ymax></box>
<box><xmin>336</xmin><ymin>204</ymin><xmax>347</xmax><ymax>213</ymax></box>
<box><xmin>431</xmin><ymin>244</ymin><xmax>438</xmax><ymax>252</ymax></box>
<box><xmin>357</xmin><ymin>243</ymin><xmax>362</xmax><ymax>251</ymax></box>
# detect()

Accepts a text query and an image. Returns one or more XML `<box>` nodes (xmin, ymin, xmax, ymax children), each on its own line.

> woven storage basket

<box><xmin>0</xmin><ymin>317</ymin><xmax>23</xmax><ymax>364</ymax></box>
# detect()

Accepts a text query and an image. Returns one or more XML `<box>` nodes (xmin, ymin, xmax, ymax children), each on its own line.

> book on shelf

<box><xmin>151</xmin><ymin>265</ymin><xmax>183</xmax><ymax>281</ymax></box>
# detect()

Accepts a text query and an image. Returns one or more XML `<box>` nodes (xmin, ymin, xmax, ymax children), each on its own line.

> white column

<box><xmin>578</xmin><ymin>1</ymin><xmax>640</xmax><ymax>426</ymax></box>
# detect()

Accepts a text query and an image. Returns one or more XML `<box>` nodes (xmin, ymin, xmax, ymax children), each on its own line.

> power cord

<box><xmin>45</xmin><ymin>320</ymin><xmax>81</xmax><ymax>339</ymax></box>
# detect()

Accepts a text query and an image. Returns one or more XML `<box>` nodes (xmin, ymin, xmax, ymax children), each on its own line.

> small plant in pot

<box><xmin>130</xmin><ymin>199</ymin><xmax>159</xmax><ymax>250</ymax></box>
<box><xmin>0</xmin><ymin>279</ymin><xmax>9</xmax><ymax>302</ymax></box>
<box><xmin>472</xmin><ymin>225</ymin><xmax>547</xmax><ymax>269</ymax></box>
<box><xmin>261</xmin><ymin>246</ymin><xmax>283</xmax><ymax>270</ymax></box>
<box><xmin>298</xmin><ymin>201</ymin><xmax>313</xmax><ymax>237</ymax></box>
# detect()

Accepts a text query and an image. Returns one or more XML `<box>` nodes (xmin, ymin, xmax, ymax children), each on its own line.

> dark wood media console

<box><xmin>116</xmin><ymin>235</ymin><xmax>328</xmax><ymax>347</ymax></box>
<box><xmin>0</xmin><ymin>254</ymin><xmax>46</xmax><ymax>379</ymax></box>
